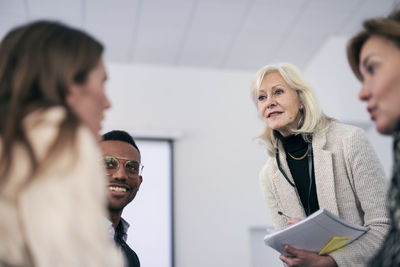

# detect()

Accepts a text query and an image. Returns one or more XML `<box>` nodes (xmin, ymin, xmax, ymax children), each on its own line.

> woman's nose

<box><xmin>266</xmin><ymin>96</ymin><xmax>276</xmax><ymax>108</ymax></box>
<box><xmin>103</xmin><ymin>93</ymin><xmax>111</xmax><ymax>110</ymax></box>
<box><xmin>359</xmin><ymin>83</ymin><xmax>371</xmax><ymax>101</ymax></box>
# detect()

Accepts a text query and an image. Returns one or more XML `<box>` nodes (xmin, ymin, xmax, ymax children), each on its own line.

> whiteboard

<box><xmin>122</xmin><ymin>139</ymin><xmax>173</xmax><ymax>267</ymax></box>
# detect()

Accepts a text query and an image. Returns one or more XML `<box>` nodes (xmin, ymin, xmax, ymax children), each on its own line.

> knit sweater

<box><xmin>0</xmin><ymin>107</ymin><xmax>125</xmax><ymax>267</ymax></box>
<box><xmin>368</xmin><ymin>129</ymin><xmax>400</xmax><ymax>267</ymax></box>
<box><xmin>276</xmin><ymin>132</ymin><xmax>319</xmax><ymax>215</ymax></box>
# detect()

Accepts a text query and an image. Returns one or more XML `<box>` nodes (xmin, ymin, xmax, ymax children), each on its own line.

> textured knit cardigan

<box><xmin>259</xmin><ymin>120</ymin><xmax>390</xmax><ymax>267</ymax></box>
<box><xmin>369</xmin><ymin>129</ymin><xmax>400</xmax><ymax>267</ymax></box>
<box><xmin>0</xmin><ymin>107</ymin><xmax>125</xmax><ymax>267</ymax></box>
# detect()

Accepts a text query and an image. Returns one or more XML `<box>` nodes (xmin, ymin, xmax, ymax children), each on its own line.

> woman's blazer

<box><xmin>260</xmin><ymin>120</ymin><xmax>390</xmax><ymax>267</ymax></box>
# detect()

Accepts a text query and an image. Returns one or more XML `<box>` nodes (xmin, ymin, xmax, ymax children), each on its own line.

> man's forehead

<box><xmin>100</xmin><ymin>140</ymin><xmax>140</xmax><ymax>159</ymax></box>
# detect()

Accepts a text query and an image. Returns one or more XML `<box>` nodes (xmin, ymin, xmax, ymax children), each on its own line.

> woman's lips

<box><xmin>367</xmin><ymin>106</ymin><xmax>376</xmax><ymax>120</ymax></box>
<box><xmin>267</xmin><ymin>111</ymin><xmax>283</xmax><ymax>118</ymax></box>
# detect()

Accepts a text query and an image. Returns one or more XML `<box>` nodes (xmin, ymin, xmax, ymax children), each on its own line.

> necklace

<box><xmin>287</xmin><ymin>147</ymin><xmax>309</xmax><ymax>160</ymax></box>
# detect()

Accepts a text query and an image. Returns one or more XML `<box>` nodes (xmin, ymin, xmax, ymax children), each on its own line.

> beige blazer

<box><xmin>0</xmin><ymin>107</ymin><xmax>125</xmax><ymax>267</ymax></box>
<box><xmin>260</xmin><ymin>120</ymin><xmax>390</xmax><ymax>267</ymax></box>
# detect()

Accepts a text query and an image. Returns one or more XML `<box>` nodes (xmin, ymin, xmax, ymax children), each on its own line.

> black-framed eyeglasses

<box><xmin>103</xmin><ymin>156</ymin><xmax>144</xmax><ymax>176</ymax></box>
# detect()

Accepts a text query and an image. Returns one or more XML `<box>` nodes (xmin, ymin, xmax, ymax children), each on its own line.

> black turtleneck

<box><xmin>275</xmin><ymin>132</ymin><xmax>319</xmax><ymax>215</ymax></box>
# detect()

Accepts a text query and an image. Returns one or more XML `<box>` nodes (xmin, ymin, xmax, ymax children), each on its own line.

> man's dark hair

<box><xmin>102</xmin><ymin>130</ymin><xmax>140</xmax><ymax>154</ymax></box>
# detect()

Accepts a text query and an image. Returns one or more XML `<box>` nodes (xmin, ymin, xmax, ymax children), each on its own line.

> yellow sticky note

<box><xmin>319</xmin><ymin>236</ymin><xmax>350</xmax><ymax>255</ymax></box>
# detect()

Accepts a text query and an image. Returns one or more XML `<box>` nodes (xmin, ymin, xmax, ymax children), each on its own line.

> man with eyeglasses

<box><xmin>100</xmin><ymin>130</ymin><xmax>143</xmax><ymax>267</ymax></box>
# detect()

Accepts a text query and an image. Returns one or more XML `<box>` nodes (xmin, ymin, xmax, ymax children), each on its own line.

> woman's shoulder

<box><xmin>24</xmin><ymin>106</ymin><xmax>66</xmax><ymax>138</ymax></box>
<box><xmin>25</xmin><ymin>106</ymin><xmax>66</xmax><ymax>125</ymax></box>
<box><xmin>24</xmin><ymin>106</ymin><xmax>96</xmax><ymax>160</ymax></box>
<box><xmin>22</xmin><ymin>106</ymin><xmax>102</xmax><ymax>188</ymax></box>
<box><xmin>23</xmin><ymin>107</ymin><xmax>66</xmax><ymax>158</ymax></box>
<box><xmin>261</xmin><ymin>156</ymin><xmax>276</xmax><ymax>169</ymax></box>
<box><xmin>315</xmin><ymin>120</ymin><xmax>370</xmax><ymax>151</ymax></box>
<box><xmin>323</xmin><ymin>120</ymin><xmax>366</xmax><ymax>139</ymax></box>
<box><xmin>259</xmin><ymin>157</ymin><xmax>277</xmax><ymax>182</ymax></box>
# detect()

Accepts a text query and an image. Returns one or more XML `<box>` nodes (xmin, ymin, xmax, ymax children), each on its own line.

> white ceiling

<box><xmin>0</xmin><ymin>0</ymin><xmax>399</xmax><ymax>71</ymax></box>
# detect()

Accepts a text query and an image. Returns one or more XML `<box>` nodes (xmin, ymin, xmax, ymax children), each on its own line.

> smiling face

<box><xmin>66</xmin><ymin>57</ymin><xmax>111</xmax><ymax>141</ymax></box>
<box><xmin>359</xmin><ymin>35</ymin><xmax>400</xmax><ymax>135</ymax></box>
<box><xmin>257</xmin><ymin>72</ymin><xmax>303</xmax><ymax>136</ymax></box>
<box><xmin>100</xmin><ymin>140</ymin><xmax>143</xmax><ymax>213</ymax></box>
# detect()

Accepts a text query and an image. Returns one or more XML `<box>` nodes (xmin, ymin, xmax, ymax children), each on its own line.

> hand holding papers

<box><xmin>264</xmin><ymin>209</ymin><xmax>369</xmax><ymax>255</ymax></box>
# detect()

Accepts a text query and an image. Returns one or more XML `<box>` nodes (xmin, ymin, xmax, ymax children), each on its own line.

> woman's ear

<box><xmin>66</xmin><ymin>83</ymin><xmax>83</xmax><ymax>108</ymax></box>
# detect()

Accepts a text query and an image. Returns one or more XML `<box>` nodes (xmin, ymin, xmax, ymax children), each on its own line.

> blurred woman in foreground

<box><xmin>0</xmin><ymin>21</ymin><xmax>124</xmax><ymax>266</ymax></box>
<box><xmin>347</xmin><ymin>9</ymin><xmax>400</xmax><ymax>267</ymax></box>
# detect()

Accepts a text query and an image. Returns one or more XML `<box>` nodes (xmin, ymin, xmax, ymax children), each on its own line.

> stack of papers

<box><xmin>264</xmin><ymin>209</ymin><xmax>369</xmax><ymax>255</ymax></box>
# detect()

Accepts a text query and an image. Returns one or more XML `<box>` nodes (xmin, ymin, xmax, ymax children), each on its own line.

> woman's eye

<box><xmin>366</xmin><ymin>64</ymin><xmax>376</xmax><ymax>74</ymax></box>
<box><xmin>274</xmin><ymin>89</ymin><xmax>284</xmax><ymax>95</ymax></box>
<box><xmin>258</xmin><ymin>95</ymin><xmax>266</xmax><ymax>101</ymax></box>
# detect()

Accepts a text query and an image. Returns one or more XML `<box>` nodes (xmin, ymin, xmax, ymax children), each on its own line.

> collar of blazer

<box><xmin>312</xmin><ymin>127</ymin><xmax>339</xmax><ymax>216</ymax></box>
<box><xmin>273</xmin><ymin>125</ymin><xmax>340</xmax><ymax>217</ymax></box>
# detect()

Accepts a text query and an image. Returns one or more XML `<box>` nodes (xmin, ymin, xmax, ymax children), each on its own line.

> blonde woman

<box><xmin>251</xmin><ymin>63</ymin><xmax>389</xmax><ymax>267</ymax></box>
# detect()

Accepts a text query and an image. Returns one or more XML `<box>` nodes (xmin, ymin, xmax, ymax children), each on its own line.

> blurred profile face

<box><xmin>257</xmin><ymin>72</ymin><xmax>302</xmax><ymax>136</ymax></box>
<box><xmin>100</xmin><ymin>140</ymin><xmax>143</xmax><ymax>212</ymax></box>
<box><xmin>359</xmin><ymin>35</ymin><xmax>400</xmax><ymax>135</ymax></box>
<box><xmin>66</xmin><ymin>57</ymin><xmax>111</xmax><ymax>140</ymax></box>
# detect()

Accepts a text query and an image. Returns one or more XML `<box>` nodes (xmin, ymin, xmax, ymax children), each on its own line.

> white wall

<box><xmin>103</xmin><ymin>39</ymin><xmax>393</xmax><ymax>266</ymax></box>
<box><xmin>103</xmin><ymin>64</ymin><xmax>272</xmax><ymax>267</ymax></box>
<box><xmin>121</xmin><ymin>140</ymin><xmax>172</xmax><ymax>267</ymax></box>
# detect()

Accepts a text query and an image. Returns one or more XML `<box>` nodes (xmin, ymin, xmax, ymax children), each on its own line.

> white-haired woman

<box><xmin>251</xmin><ymin>63</ymin><xmax>389</xmax><ymax>267</ymax></box>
